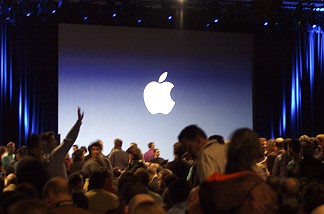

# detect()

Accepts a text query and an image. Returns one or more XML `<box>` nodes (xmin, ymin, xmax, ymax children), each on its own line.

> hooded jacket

<box><xmin>199</xmin><ymin>171</ymin><xmax>278</xmax><ymax>214</ymax></box>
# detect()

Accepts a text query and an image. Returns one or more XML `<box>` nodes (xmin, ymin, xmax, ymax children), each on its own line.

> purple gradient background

<box><xmin>59</xmin><ymin>24</ymin><xmax>253</xmax><ymax>159</ymax></box>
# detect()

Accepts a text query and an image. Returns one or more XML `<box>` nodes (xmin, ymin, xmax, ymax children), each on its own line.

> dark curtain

<box><xmin>0</xmin><ymin>17</ymin><xmax>58</xmax><ymax>147</ymax></box>
<box><xmin>287</xmin><ymin>27</ymin><xmax>324</xmax><ymax>137</ymax></box>
<box><xmin>255</xmin><ymin>26</ymin><xmax>324</xmax><ymax>138</ymax></box>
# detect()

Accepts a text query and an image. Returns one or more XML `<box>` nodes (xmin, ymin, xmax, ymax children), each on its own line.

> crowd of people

<box><xmin>0</xmin><ymin>107</ymin><xmax>324</xmax><ymax>214</ymax></box>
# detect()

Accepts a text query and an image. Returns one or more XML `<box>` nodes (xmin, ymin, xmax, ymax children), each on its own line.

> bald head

<box><xmin>43</xmin><ymin>177</ymin><xmax>71</xmax><ymax>206</ymax></box>
<box><xmin>128</xmin><ymin>194</ymin><xmax>154</xmax><ymax>214</ymax></box>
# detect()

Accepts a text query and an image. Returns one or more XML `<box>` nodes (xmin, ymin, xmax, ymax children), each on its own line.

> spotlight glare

<box><xmin>264</xmin><ymin>22</ymin><xmax>269</xmax><ymax>26</ymax></box>
<box><xmin>168</xmin><ymin>16</ymin><xmax>172</xmax><ymax>20</ymax></box>
<box><xmin>51</xmin><ymin>10</ymin><xmax>56</xmax><ymax>14</ymax></box>
<box><xmin>26</xmin><ymin>12</ymin><xmax>31</xmax><ymax>17</ymax></box>
<box><xmin>112</xmin><ymin>13</ymin><xmax>117</xmax><ymax>17</ymax></box>
<box><xmin>312</xmin><ymin>24</ymin><xmax>317</xmax><ymax>29</ymax></box>
<box><xmin>206</xmin><ymin>23</ymin><xmax>210</xmax><ymax>27</ymax></box>
<box><xmin>214</xmin><ymin>19</ymin><xmax>219</xmax><ymax>23</ymax></box>
<box><xmin>138</xmin><ymin>19</ymin><xmax>142</xmax><ymax>23</ymax></box>
<box><xmin>83</xmin><ymin>16</ymin><xmax>88</xmax><ymax>21</ymax></box>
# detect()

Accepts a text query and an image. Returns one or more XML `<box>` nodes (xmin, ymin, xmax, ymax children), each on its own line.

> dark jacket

<box><xmin>199</xmin><ymin>171</ymin><xmax>278</xmax><ymax>214</ymax></box>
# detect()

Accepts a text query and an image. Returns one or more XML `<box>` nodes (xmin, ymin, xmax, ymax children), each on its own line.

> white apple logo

<box><xmin>143</xmin><ymin>72</ymin><xmax>175</xmax><ymax>115</ymax></box>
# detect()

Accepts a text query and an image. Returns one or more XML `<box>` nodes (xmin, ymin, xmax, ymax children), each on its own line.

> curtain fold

<box><xmin>283</xmin><ymin>27</ymin><xmax>324</xmax><ymax>137</ymax></box>
<box><xmin>0</xmin><ymin>18</ymin><xmax>58</xmax><ymax>147</ymax></box>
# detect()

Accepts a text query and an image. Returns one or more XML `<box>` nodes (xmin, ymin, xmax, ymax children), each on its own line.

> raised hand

<box><xmin>77</xmin><ymin>106</ymin><xmax>84</xmax><ymax>122</ymax></box>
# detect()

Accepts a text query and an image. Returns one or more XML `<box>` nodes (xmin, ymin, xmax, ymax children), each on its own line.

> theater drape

<box><xmin>285</xmin><ymin>27</ymin><xmax>324</xmax><ymax>137</ymax></box>
<box><xmin>0</xmin><ymin>18</ymin><xmax>58</xmax><ymax>147</ymax></box>
<box><xmin>255</xmin><ymin>27</ymin><xmax>324</xmax><ymax>138</ymax></box>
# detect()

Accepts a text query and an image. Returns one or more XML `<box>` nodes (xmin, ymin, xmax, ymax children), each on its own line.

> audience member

<box><xmin>12</xmin><ymin>146</ymin><xmax>28</xmax><ymax>174</ymax></box>
<box><xmin>199</xmin><ymin>128</ymin><xmax>278</xmax><ymax>213</ymax></box>
<box><xmin>82</xmin><ymin>141</ymin><xmax>113</xmax><ymax>178</ymax></box>
<box><xmin>40</xmin><ymin>107</ymin><xmax>84</xmax><ymax>180</ymax></box>
<box><xmin>272</xmin><ymin>138</ymin><xmax>292</xmax><ymax>179</ymax></box>
<box><xmin>16</xmin><ymin>134</ymin><xmax>50</xmax><ymax>197</ymax></box>
<box><xmin>68</xmin><ymin>171</ymin><xmax>88</xmax><ymax>210</ymax></box>
<box><xmin>128</xmin><ymin>194</ymin><xmax>165</xmax><ymax>214</ymax></box>
<box><xmin>7</xmin><ymin>198</ymin><xmax>53</xmax><ymax>214</ymax></box>
<box><xmin>125</xmin><ymin>145</ymin><xmax>145</xmax><ymax>173</ymax></box>
<box><xmin>315</xmin><ymin>134</ymin><xmax>324</xmax><ymax>162</ymax></box>
<box><xmin>43</xmin><ymin>177</ymin><xmax>90</xmax><ymax>213</ymax></box>
<box><xmin>166</xmin><ymin>142</ymin><xmax>191</xmax><ymax>179</ymax></box>
<box><xmin>1</xmin><ymin>142</ymin><xmax>15</xmax><ymax>176</ymax></box>
<box><xmin>107</xmin><ymin>172</ymin><xmax>148</xmax><ymax>214</ymax></box>
<box><xmin>165</xmin><ymin>178</ymin><xmax>190</xmax><ymax>214</ymax></box>
<box><xmin>147</xmin><ymin>164</ymin><xmax>159</xmax><ymax>192</ymax></box>
<box><xmin>109</xmin><ymin>138</ymin><xmax>129</xmax><ymax>170</ymax></box>
<box><xmin>85</xmin><ymin>168</ymin><xmax>119</xmax><ymax>214</ymax></box>
<box><xmin>70</xmin><ymin>149</ymin><xmax>85</xmax><ymax>174</ymax></box>
<box><xmin>3</xmin><ymin>173</ymin><xmax>17</xmax><ymax>193</ymax></box>
<box><xmin>287</xmin><ymin>139</ymin><xmax>302</xmax><ymax>178</ymax></box>
<box><xmin>299</xmin><ymin>139</ymin><xmax>324</xmax><ymax>183</ymax></box>
<box><xmin>301</xmin><ymin>181</ymin><xmax>324</xmax><ymax>214</ymax></box>
<box><xmin>178</xmin><ymin>125</ymin><xmax>228</xmax><ymax>184</ymax></box>
<box><xmin>266</xmin><ymin>137</ymin><xmax>285</xmax><ymax>174</ymax></box>
<box><xmin>279</xmin><ymin>177</ymin><xmax>301</xmax><ymax>213</ymax></box>
<box><xmin>149</xmin><ymin>148</ymin><xmax>165</xmax><ymax>165</ymax></box>
<box><xmin>144</xmin><ymin>142</ymin><xmax>155</xmax><ymax>162</ymax></box>
<box><xmin>73</xmin><ymin>145</ymin><xmax>79</xmax><ymax>152</ymax></box>
<box><xmin>134</xmin><ymin>168</ymin><xmax>162</xmax><ymax>203</ymax></box>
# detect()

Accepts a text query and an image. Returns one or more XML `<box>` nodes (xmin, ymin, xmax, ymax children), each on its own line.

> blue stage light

<box><xmin>264</xmin><ymin>22</ymin><xmax>269</xmax><ymax>26</ymax></box>
<box><xmin>83</xmin><ymin>16</ymin><xmax>88</xmax><ymax>21</ymax></box>
<box><xmin>138</xmin><ymin>19</ymin><xmax>142</xmax><ymax>23</ymax></box>
<box><xmin>52</xmin><ymin>10</ymin><xmax>56</xmax><ymax>14</ymax></box>
<box><xmin>214</xmin><ymin>19</ymin><xmax>219</xmax><ymax>23</ymax></box>
<box><xmin>112</xmin><ymin>13</ymin><xmax>117</xmax><ymax>17</ymax></box>
<box><xmin>168</xmin><ymin>16</ymin><xmax>172</xmax><ymax>20</ymax></box>
<box><xmin>26</xmin><ymin>12</ymin><xmax>31</xmax><ymax>17</ymax></box>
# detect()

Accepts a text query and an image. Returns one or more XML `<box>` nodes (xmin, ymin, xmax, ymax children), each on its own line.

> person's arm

<box><xmin>52</xmin><ymin>107</ymin><xmax>84</xmax><ymax>160</ymax></box>
<box><xmin>272</xmin><ymin>155</ymin><xmax>280</xmax><ymax>176</ymax></box>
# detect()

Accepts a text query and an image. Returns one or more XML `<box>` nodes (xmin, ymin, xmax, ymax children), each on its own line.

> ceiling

<box><xmin>1</xmin><ymin>0</ymin><xmax>324</xmax><ymax>32</ymax></box>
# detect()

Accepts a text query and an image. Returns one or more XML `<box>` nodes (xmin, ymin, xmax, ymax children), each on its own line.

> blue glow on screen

<box><xmin>58</xmin><ymin>25</ymin><xmax>253</xmax><ymax>160</ymax></box>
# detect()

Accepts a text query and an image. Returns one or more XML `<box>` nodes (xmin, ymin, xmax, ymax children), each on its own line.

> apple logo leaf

<box><xmin>158</xmin><ymin>72</ymin><xmax>168</xmax><ymax>83</ymax></box>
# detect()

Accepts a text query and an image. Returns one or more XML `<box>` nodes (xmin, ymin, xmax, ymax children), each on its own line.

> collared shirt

<box><xmin>196</xmin><ymin>140</ymin><xmax>228</xmax><ymax>183</ymax></box>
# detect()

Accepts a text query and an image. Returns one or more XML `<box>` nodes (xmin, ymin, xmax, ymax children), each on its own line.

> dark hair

<box><xmin>168</xmin><ymin>178</ymin><xmax>190</xmax><ymax>204</ymax></box>
<box><xmin>72</xmin><ymin>149</ymin><xmax>84</xmax><ymax>162</ymax></box>
<box><xmin>300</xmin><ymin>139</ymin><xmax>317</xmax><ymax>157</ymax></box>
<box><xmin>284</xmin><ymin>138</ymin><xmax>292</xmax><ymax>151</ymax></box>
<box><xmin>178</xmin><ymin>125</ymin><xmax>207</xmax><ymax>142</ymax></box>
<box><xmin>135</xmin><ymin>168</ymin><xmax>150</xmax><ymax>186</ymax></box>
<box><xmin>39</xmin><ymin>131</ymin><xmax>55</xmax><ymax>143</ymax></box>
<box><xmin>208</xmin><ymin>135</ymin><xmax>225</xmax><ymax>144</ymax></box>
<box><xmin>148</xmin><ymin>142</ymin><xmax>154</xmax><ymax>149</ymax></box>
<box><xmin>287</xmin><ymin>139</ymin><xmax>301</xmax><ymax>154</ymax></box>
<box><xmin>88</xmin><ymin>168</ymin><xmax>112</xmax><ymax>190</ymax></box>
<box><xmin>16</xmin><ymin>146</ymin><xmax>28</xmax><ymax>157</ymax></box>
<box><xmin>90</xmin><ymin>141</ymin><xmax>102</xmax><ymax>150</ymax></box>
<box><xmin>225</xmin><ymin>128</ymin><xmax>260</xmax><ymax>174</ymax></box>
<box><xmin>117</xmin><ymin>172</ymin><xmax>147</xmax><ymax>204</ymax></box>
<box><xmin>68</xmin><ymin>172</ymin><xmax>84</xmax><ymax>192</ymax></box>
<box><xmin>173</xmin><ymin>142</ymin><xmax>187</xmax><ymax>157</ymax></box>
<box><xmin>127</xmin><ymin>145</ymin><xmax>143</xmax><ymax>160</ymax></box>
<box><xmin>114</xmin><ymin>138</ymin><xmax>123</xmax><ymax>149</ymax></box>
<box><xmin>118</xmin><ymin>172</ymin><xmax>141</xmax><ymax>192</ymax></box>
<box><xmin>27</xmin><ymin>134</ymin><xmax>40</xmax><ymax>150</ymax></box>
<box><xmin>80</xmin><ymin>146</ymin><xmax>87</xmax><ymax>153</ymax></box>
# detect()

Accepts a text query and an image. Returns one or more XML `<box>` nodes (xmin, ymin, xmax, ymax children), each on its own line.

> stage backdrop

<box><xmin>58</xmin><ymin>24</ymin><xmax>253</xmax><ymax>159</ymax></box>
